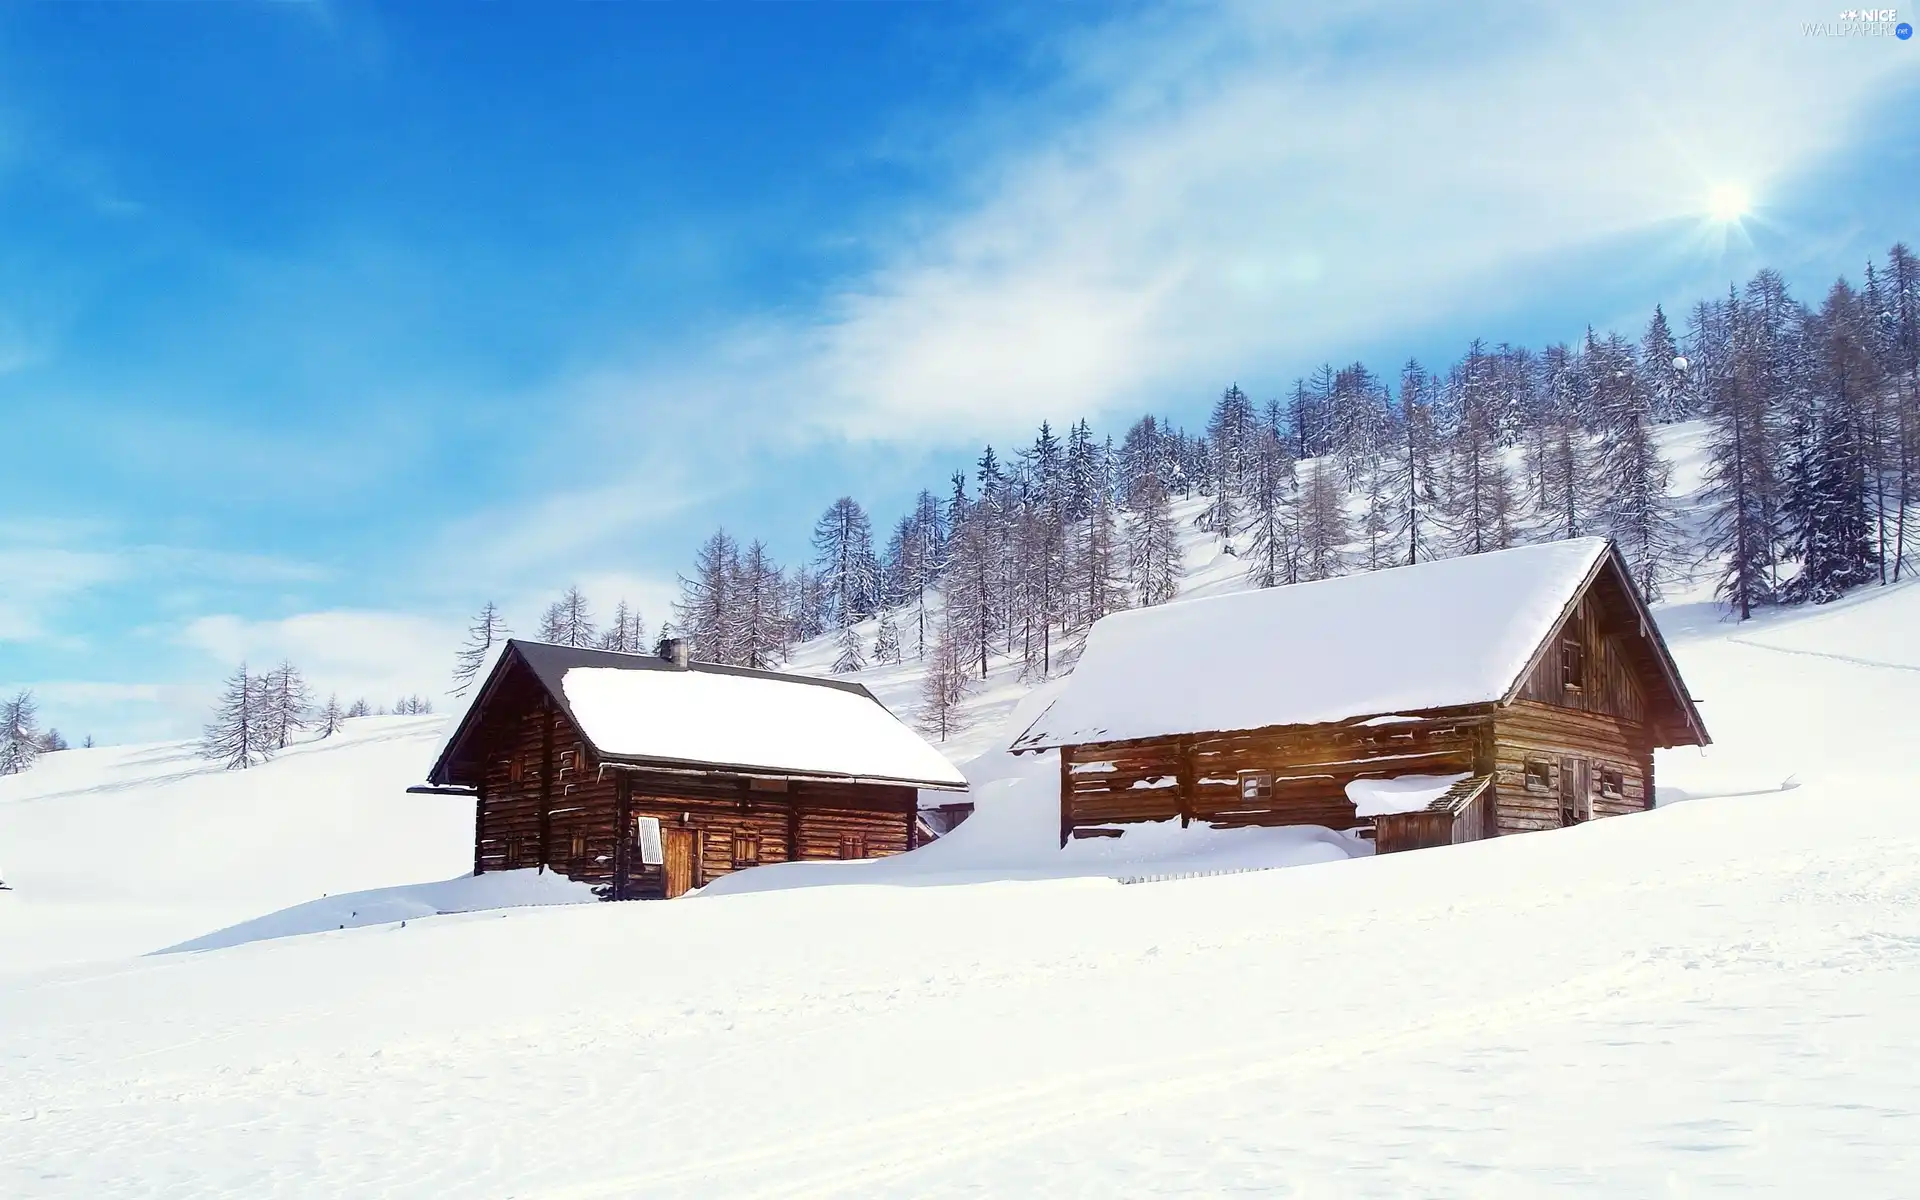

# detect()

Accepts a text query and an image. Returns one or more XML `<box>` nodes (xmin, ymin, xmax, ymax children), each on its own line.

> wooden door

<box><xmin>663</xmin><ymin>827</ymin><xmax>698</xmax><ymax>898</ymax></box>
<box><xmin>1559</xmin><ymin>756</ymin><xmax>1591</xmax><ymax>826</ymax></box>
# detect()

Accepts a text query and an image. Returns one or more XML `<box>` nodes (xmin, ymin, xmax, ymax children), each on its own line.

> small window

<box><xmin>1525</xmin><ymin>760</ymin><xmax>1553</xmax><ymax>792</ymax></box>
<box><xmin>634</xmin><ymin>816</ymin><xmax>664</xmax><ymax>865</ymax></box>
<box><xmin>505</xmin><ymin>837</ymin><xmax>523</xmax><ymax>868</ymax></box>
<box><xmin>1600</xmin><ymin>768</ymin><xmax>1624</xmax><ymax>799</ymax></box>
<box><xmin>1562</xmin><ymin>639</ymin><xmax>1586</xmax><ymax>690</ymax></box>
<box><xmin>1237</xmin><ymin>770</ymin><xmax>1274</xmax><ymax>801</ymax></box>
<box><xmin>507</xmin><ymin>758</ymin><xmax>524</xmax><ymax>784</ymax></box>
<box><xmin>733</xmin><ymin>832</ymin><xmax>761</xmax><ymax>868</ymax></box>
<box><xmin>570</xmin><ymin>833</ymin><xmax>586</xmax><ymax>859</ymax></box>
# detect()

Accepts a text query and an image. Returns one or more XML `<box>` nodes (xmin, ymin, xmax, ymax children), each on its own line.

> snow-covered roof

<box><xmin>560</xmin><ymin>664</ymin><xmax>966</xmax><ymax>788</ymax></box>
<box><xmin>1012</xmin><ymin>538</ymin><xmax>1614</xmax><ymax>750</ymax></box>
<box><xmin>432</xmin><ymin>640</ymin><xmax>966</xmax><ymax>790</ymax></box>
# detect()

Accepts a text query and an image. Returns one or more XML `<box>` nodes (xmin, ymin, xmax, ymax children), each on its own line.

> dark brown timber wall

<box><xmin>463</xmin><ymin>669</ymin><xmax>917</xmax><ymax>897</ymax></box>
<box><xmin>1060</xmin><ymin>710</ymin><xmax>1493</xmax><ymax>837</ymax></box>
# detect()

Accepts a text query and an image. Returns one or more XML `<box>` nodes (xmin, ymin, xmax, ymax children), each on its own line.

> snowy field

<box><xmin>3</xmin><ymin>423</ymin><xmax>1919</xmax><ymax>1195</ymax></box>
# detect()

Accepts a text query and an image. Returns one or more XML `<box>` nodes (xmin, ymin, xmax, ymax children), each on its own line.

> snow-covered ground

<box><xmin>4</xmin><ymin>421</ymin><xmax>1919</xmax><ymax>1195</ymax></box>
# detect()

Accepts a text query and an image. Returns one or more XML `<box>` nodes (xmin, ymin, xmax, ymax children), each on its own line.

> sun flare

<box><xmin>1705</xmin><ymin>183</ymin><xmax>1751</xmax><ymax>223</ymax></box>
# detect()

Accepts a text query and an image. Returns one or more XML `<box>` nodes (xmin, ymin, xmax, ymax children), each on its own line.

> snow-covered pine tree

<box><xmin>0</xmin><ymin>690</ymin><xmax>43</xmax><ymax>775</ymax></box>
<box><xmin>1298</xmin><ymin>459</ymin><xmax>1348</xmax><ymax>581</ymax></box>
<box><xmin>1537</xmin><ymin>377</ymin><xmax>1599</xmax><ymax>542</ymax></box>
<box><xmin>1642</xmin><ymin>305</ymin><xmax>1690</xmax><ymax>422</ymax></box>
<box><xmin>1442</xmin><ymin>360</ymin><xmax>1517</xmax><ymax>556</ymax></box>
<box><xmin>941</xmin><ymin>493</ymin><xmax>997</xmax><ymax>678</ymax></box>
<box><xmin>1200</xmin><ymin>384</ymin><xmax>1255</xmax><ymax>541</ymax></box>
<box><xmin>831</xmin><ymin>622</ymin><xmax>866</xmax><ymax>674</ymax></box>
<box><xmin>1358</xmin><ymin>463</ymin><xmax>1394</xmax><ymax>571</ymax></box>
<box><xmin>451</xmin><ymin>602</ymin><xmax>510</xmax><ymax>696</ymax></box>
<box><xmin>1884</xmin><ymin>242</ymin><xmax>1920</xmax><ymax>578</ymax></box>
<box><xmin>1244</xmin><ymin>420</ymin><xmax>1299</xmax><ymax>588</ymax></box>
<box><xmin>873</xmin><ymin>606</ymin><xmax>902</xmax><ymax>666</ymax></box>
<box><xmin>262</xmin><ymin>660</ymin><xmax>312</xmax><ymax>750</ymax></box>
<box><xmin>539</xmin><ymin>586</ymin><xmax>597</xmax><ymax>648</ymax></box>
<box><xmin>1595</xmin><ymin>334</ymin><xmax>1680</xmax><ymax>601</ymax></box>
<box><xmin>317</xmin><ymin>694</ymin><xmax>346</xmax><ymax>739</ymax></box>
<box><xmin>346</xmin><ymin>697</ymin><xmax>372</xmax><ymax>718</ymax></box>
<box><xmin>733</xmin><ymin>539</ymin><xmax>788</xmax><ymax>669</ymax></box>
<box><xmin>1384</xmin><ymin>359</ymin><xmax>1444</xmax><ymax>565</ymax></box>
<box><xmin>41</xmin><ymin>728</ymin><xmax>67</xmax><ymax>752</ymax></box>
<box><xmin>917</xmin><ymin>614</ymin><xmax>972</xmax><ymax>742</ymax></box>
<box><xmin>202</xmin><ymin>664</ymin><xmax>272</xmax><ymax>770</ymax></box>
<box><xmin>812</xmin><ymin>497</ymin><xmax>880</xmax><ymax>634</ymax></box>
<box><xmin>675</xmin><ymin>529</ymin><xmax>740</xmax><ymax>663</ymax></box>
<box><xmin>1065</xmin><ymin>438</ymin><xmax>1127</xmax><ymax>643</ymax></box>
<box><xmin>1124</xmin><ymin>475</ymin><xmax>1182</xmax><ymax>607</ymax></box>
<box><xmin>906</xmin><ymin>489</ymin><xmax>946</xmax><ymax>659</ymax></box>
<box><xmin>1780</xmin><ymin>279</ymin><xmax>1882</xmax><ymax>604</ymax></box>
<box><xmin>1329</xmin><ymin>362</ymin><xmax>1394</xmax><ymax>484</ymax></box>
<box><xmin>1700</xmin><ymin>285</ymin><xmax>1780</xmax><ymax>620</ymax></box>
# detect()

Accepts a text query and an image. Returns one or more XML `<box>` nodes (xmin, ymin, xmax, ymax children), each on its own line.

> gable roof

<box><xmin>1010</xmin><ymin>537</ymin><xmax>1706</xmax><ymax>751</ymax></box>
<box><xmin>430</xmin><ymin>639</ymin><xmax>967</xmax><ymax>790</ymax></box>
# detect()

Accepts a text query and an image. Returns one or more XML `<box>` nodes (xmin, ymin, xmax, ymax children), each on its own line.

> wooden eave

<box><xmin>1028</xmin><ymin>702</ymin><xmax>1500</xmax><ymax>756</ymax></box>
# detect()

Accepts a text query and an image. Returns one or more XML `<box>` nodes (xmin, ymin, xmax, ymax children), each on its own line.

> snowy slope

<box><xmin>2</xmin><ymin>586</ymin><xmax>1918</xmax><ymax>1194</ymax></box>
<box><xmin>4</xmin><ymin>420</ymin><xmax>1920</xmax><ymax>1193</ymax></box>
<box><xmin>0</xmin><ymin>715</ymin><xmax>473</xmax><ymax>975</ymax></box>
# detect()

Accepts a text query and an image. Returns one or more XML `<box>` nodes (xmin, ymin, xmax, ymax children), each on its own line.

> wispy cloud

<box><xmin>179</xmin><ymin>609</ymin><xmax>464</xmax><ymax>704</ymax></box>
<box><xmin>597</xmin><ymin>0</ymin><xmax>1916</xmax><ymax>446</ymax></box>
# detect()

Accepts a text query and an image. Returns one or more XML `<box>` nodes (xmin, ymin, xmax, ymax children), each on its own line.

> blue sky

<box><xmin>1</xmin><ymin>1</ymin><xmax>1915</xmax><ymax>744</ymax></box>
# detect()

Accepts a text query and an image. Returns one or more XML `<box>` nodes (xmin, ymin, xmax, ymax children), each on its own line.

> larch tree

<box><xmin>1298</xmin><ymin>459</ymin><xmax>1349</xmax><ymax>581</ymax></box>
<box><xmin>597</xmin><ymin>600</ymin><xmax>647</xmax><ymax>654</ymax></box>
<box><xmin>674</xmin><ymin>529</ymin><xmax>740</xmax><ymax>663</ymax></box>
<box><xmin>0</xmin><ymin>690</ymin><xmax>43</xmax><ymax>776</ymax></box>
<box><xmin>1699</xmin><ymin>285</ymin><xmax>1780</xmax><ymax>620</ymax></box>
<box><xmin>317</xmin><ymin>694</ymin><xmax>347</xmax><ymax>739</ymax></box>
<box><xmin>732</xmin><ymin>540</ymin><xmax>788</xmax><ymax>669</ymax></box>
<box><xmin>1384</xmin><ymin>360</ymin><xmax>1444</xmax><ymax>565</ymax></box>
<box><xmin>873</xmin><ymin>606</ymin><xmax>903</xmax><ymax>666</ymax></box>
<box><xmin>539</xmin><ymin>586</ymin><xmax>597</xmax><ymax>648</ymax></box>
<box><xmin>451</xmin><ymin>602</ymin><xmax>511</xmax><ymax>696</ymax></box>
<box><xmin>1124</xmin><ymin>476</ymin><xmax>1182</xmax><ymax>607</ymax></box>
<box><xmin>1244</xmin><ymin>423</ymin><xmax>1299</xmax><ymax>588</ymax></box>
<box><xmin>917</xmin><ymin>614</ymin><xmax>972</xmax><ymax>743</ymax></box>
<box><xmin>262</xmin><ymin>660</ymin><xmax>312</xmax><ymax>750</ymax></box>
<box><xmin>202</xmin><ymin>664</ymin><xmax>272</xmax><ymax>770</ymax></box>
<box><xmin>812</xmin><ymin>497</ymin><xmax>880</xmax><ymax>632</ymax></box>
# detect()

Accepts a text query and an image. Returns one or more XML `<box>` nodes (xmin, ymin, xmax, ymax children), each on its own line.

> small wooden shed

<box><xmin>1009</xmin><ymin>537</ymin><xmax>1707</xmax><ymax>853</ymax></box>
<box><xmin>419</xmin><ymin>639</ymin><xmax>968</xmax><ymax>898</ymax></box>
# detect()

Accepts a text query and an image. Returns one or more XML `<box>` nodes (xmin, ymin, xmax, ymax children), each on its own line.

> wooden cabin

<box><xmin>419</xmin><ymin>638</ymin><xmax>968</xmax><ymax>898</ymax></box>
<box><xmin>1008</xmin><ymin>537</ymin><xmax>1708</xmax><ymax>854</ymax></box>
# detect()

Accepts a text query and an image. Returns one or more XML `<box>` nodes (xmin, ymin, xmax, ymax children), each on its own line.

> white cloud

<box><xmin>618</xmin><ymin>0</ymin><xmax>1916</xmax><ymax>445</ymax></box>
<box><xmin>180</xmin><ymin>610</ymin><xmax>464</xmax><ymax>707</ymax></box>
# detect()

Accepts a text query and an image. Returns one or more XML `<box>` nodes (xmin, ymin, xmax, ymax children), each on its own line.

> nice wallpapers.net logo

<box><xmin>1803</xmin><ymin>8</ymin><xmax>1914</xmax><ymax>35</ymax></box>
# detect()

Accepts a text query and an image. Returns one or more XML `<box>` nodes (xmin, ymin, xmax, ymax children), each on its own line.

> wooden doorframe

<box><xmin>1559</xmin><ymin>756</ymin><xmax>1592</xmax><ymax>825</ymax></box>
<box><xmin>663</xmin><ymin>825</ymin><xmax>698</xmax><ymax>898</ymax></box>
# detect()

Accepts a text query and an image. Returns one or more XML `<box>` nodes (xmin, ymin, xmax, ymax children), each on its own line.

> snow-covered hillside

<box><xmin>0</xmin><ymin>715</ymin><xmax>472</xmax><ymax>975</ymax></box>
<box><xmin>2</xmin><ymin>572</ymin><xmax>1918</xmax><ymax>1195</ymax></box>
<box><xmin>5</xmin><ymin>420</ymin><xmax>1920</xmax><ymax>1195</ymax></box>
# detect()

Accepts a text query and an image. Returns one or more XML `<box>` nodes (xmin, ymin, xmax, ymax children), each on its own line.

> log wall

<box><xmin>1515</xmin><ymin>586</ymin><xmax>1648</xmax><ymax>724</ymax></box>
<box><xmin>1490</xmin><ymin>699</ymin><xmax>1652</xmax><ymax>835</ymax></box>
<box><xmin>463</xmin><ymin>659</ymin><xmax>919</xmax><ymax>899</ymax></box>
<box><xmin>1061</xmin><ymin>711</ymin><xmax>1492</xmax><ymax>838</ymax></box>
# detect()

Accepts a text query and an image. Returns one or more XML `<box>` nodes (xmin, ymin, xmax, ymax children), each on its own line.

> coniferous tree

<box><xmin>1700</xmin><ymin>285</ymin><xmax>1780</xmax><ymax>620</ymax></box>
<box><xmin>317</xmin><ymin>694</ymin><xmax>347</xmax><ymax>739</ymax></box>
<box><xmin>202</xmin><ymin>664</ymin><xmax>272</xmax><ymax>770</ymax></box>
<box><xmin>346</xmin><ymin>697</ymin><xmax>373</xmax><ymax>718</ymax></box>
<box><xmin>1066</xmin><ymin>440</ymin><xmax>1127</xmax><ymax>642</ymax></box>
<box><xmin>831</xmin><ymin>622</ymin><xmax>866</xmax><ymax>674</ymax></box>
<box><xmin>539</xmin><ymin>586</ymin><xmax>597</xmax><ymax>648</ymax></box>
<box><xmin>41</xmin><ymin>728</ymin><xmax>68</xmax><ymax>752</ymax></box>
<box><xmin>452</xmin><ymin>602</ymin><xmax>511</xmax><ymax>695</ymax></box>
<box><xmin>812</xmin><ymin>497</ymin><xmax>880</xmax><ymax>632</ymax></box>
<box><xmin>1781</xmin><ymin>279</ymin><xmax>1881</xmax><ymax>603</ymax></box>
<box><xmin>1244</xmin><ymin>422</ymin><xmax>1299</xmax><ymax>588</ymax></box>
<box><xmin>675</xmin><ymin>529</ymin><xmax>740</xmax><ymax>663</ymax></box>
<box><xmin>873</xmin><ymin>606</ymin><xmax>903</xmax><ymax>666</ymax></box>
<box><xmin>1592</xmin><ymin>331</ymin><xmax>1680</xmax><ymax>600</ymax></box>
<box><xmin>1298</xmin><ymin>459</ymin><xmax>1349</xmax><ymax>581</ymax></box>
<box><xmin>1124</xmin><ymin>476</ymin><xmax>1182</xmax><ymax>607</ymax></box>
<box><xmin>1642</xmin><ymin>305</ymin><xmax>1690</xmax><ymax>422</ymax></box>
<box><xmin>1384</xmin><ymin>360</ymin><xmax>1444</xmax><ymax>565</ymax></box>
<box><xmin>597</xmin><ymin>600</ymin><xmax>647</xmax><ymax>654</ymax></box>
<box><xmin>262</xmin><ymin>660</ymin><xmax>312</xmax><ymax>750</ymax></box>
<box><xmin>917</xmin><ymin>614</ymin><xmax>972</xmax><ymax>742</ymax></box>
<box><xmin>733</xmin><ymin>540</ymin><xmax>787</xmax><ymax>669</ymax></box>
<box><xmin>942</xmin><ymin>499</ymin><xmax>997</xmax><ymax>678</ymax></box>
<box><xmin>0</xmin><ymin>690</ymin><xmax>43</xmax><ymax>775</ymax></box>
<box><xmin>1443</xmin><ymin>361</ymin><xmax>1517</xmax><ymax>556</ymax></box>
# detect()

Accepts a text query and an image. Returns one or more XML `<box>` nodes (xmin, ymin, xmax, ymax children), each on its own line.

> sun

<box><xmin>1705</xmin><ymin>183</ymin><xmax>1751</xmax><ymax>223</ymax></box>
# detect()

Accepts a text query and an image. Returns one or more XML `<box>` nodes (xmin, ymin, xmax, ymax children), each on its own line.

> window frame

<box><xmin>732</xmin><ymin>831</ymin><xmax>762</xmax><ymax>868</ymax></box>
<box><xmin>1237</xmin><ymin>769</ymin><xmax>1274</xmax><ymax>802</ymax></box>
<box><xmin>1525</xmin><ymin>759</ymin><xmax>1553</xmax><ymax>792</ymax></box>
<box><xmin>1599</xmin><ymin>767</ymin><xmax>1624</xmax><ymax>800</ymax></box>
<box><xmin>1562</xmin><ymin>638</ymin><xmax>1587</xmax><ymax>691</ymax></box>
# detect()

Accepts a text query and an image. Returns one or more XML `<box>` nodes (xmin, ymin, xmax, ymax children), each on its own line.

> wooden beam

<box><xmin>537</xmin><ymin>700</ymin><xmax>555</xmax><ymax>872</ymax></box>
<box><xmin>472</xmin><ymin>784</ymin><xmax>487</xmax><ymax>877</ymax></box>
<box><xmin>787</xmin><ymin>801</ymin><xmax>801</xmax><ymax>862</ymax></box>
<box><xmin>613</xmin><ymin>773</ymin><xmax>632</xmax><ymax>900</ymax></box>
<box><xmin>1176</xmin><ymin>737</ymin><xmax>1196</xmax><ymax>828</ymax></box>
<box><xmin>1058</xmin><ymin>746</ymin><xmax>1073</xmax><ymax>848</ymax></box>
